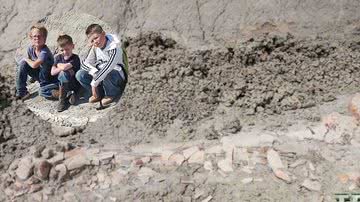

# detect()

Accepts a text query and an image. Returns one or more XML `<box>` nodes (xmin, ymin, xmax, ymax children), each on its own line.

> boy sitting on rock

<box><xmin>51</xmin><ymin>34</ymin><xmax>80</xmax><ymax>112</ymax></box>
<box><xmin>15</xmin><ymin>24</ymin><xmax>58</xmax><ymax>100</ymax></box>
<box><xmin>76</xmin><ymin>24</ymin><xmax>128</xmax><ymax>106</ymax></box>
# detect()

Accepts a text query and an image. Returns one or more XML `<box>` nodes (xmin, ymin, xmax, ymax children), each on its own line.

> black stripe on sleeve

<box><xmin>93</xmin><ymin>49</ymin><xmax>117</xmax><ymax>81</ymax></box>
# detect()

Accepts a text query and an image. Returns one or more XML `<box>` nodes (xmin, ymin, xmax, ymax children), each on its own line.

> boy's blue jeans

<box><xmin>16</xmin><ymin>60</ymin><xmax>40</xmax><ymax>96</ymax></box>
<box><xmin>16</xmin><ymin>60</ymin><xmax>60</xmax><ymax>99</ymax></box>
<box><xmin>57</xmin><ymin>70</ymin><xmax>79</xmax><ymax>91</ymax></box>
<box><xmin>75</xmin><ymin>69</ymin><xmax>126</xmax><ymax>98</ymax></box>
<box><xmin>40</xmin><ymin>70</ymin><xmax>79</xmax><ymax>98</ymax></box>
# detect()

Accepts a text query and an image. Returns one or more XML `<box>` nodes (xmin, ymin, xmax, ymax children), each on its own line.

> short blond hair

<box><xmin>57</xmin><ymin>34</ymin><xmax>73</xmax><ymax>47</ymax></box>
<box><xmin>29</xmin><ymin>23</ymin><xmax>48</xmax><ymax>39</ymax></box>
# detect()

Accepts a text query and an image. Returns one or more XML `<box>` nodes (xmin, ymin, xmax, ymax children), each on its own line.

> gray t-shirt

<box><xmin>27</xmin><ymin>45</ymin><xmax>56</xmax><ymax>86</ymax></box>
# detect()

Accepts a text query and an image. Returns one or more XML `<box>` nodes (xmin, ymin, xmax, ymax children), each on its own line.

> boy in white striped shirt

<box><xmin>76</xmin><ymin>24</ymin><xmax>127</xmax><ymax>105</ymax></box>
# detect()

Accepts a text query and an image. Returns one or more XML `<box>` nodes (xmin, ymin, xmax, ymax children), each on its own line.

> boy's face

<box><xmin>60</xmin><ymin>43</ymin><xmax>74</xmax><ymax>57</ymax></box>
<box><xmin>30</xmin><ymin>29</ymin><xmax>45</xmax><ymax>48</ymax></box>
<box><xmin>88</xmin><ymin>31</ymin><xmax>106</xmax><ymax>48</ymax></box>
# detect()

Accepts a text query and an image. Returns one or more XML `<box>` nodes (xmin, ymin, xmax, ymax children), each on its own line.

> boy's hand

<box><xmin>89</xmin><ymin>68</ymin><xmax>97</xmax><ymax>77</ymax></box>
<box><xmin>57</xmin><ymin>63</ymin><xmax>67</xmax><ymax>71</ymax></box>
<box><xmin>25</xmin><ymin>58</ymin><xmax>42</xmax><ymax>69</ymax></box>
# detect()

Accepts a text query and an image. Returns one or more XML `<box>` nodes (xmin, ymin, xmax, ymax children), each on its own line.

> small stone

<box><xmin>204</xmin><ymin>161</ymin><xmax>213</xmax><ymax>171</ymax></box>
<box><xmin>16</xmin><ymin>157</ymin><xmax>34</xmax><ymax>181</ymax></box>
<box><xmin>241</xmin><ymin>178</ymin><xmax>253</xmax><ymax>184</ymax></box>
<box><xmin>274</xmin><ymin>169</ymin><xmax>292</xmax><ymax>184</ymax></box>
<box><xmin>267</xmin><ymin>149</ymin><xmax>284</xmax><ymax>170</ymax></box>
<box><xmin>64</xmin><ymin>154</ymin><xmax>89</xmax><ymax>171</ymax></box>
<box><xmin>217</xmin><ymin>159</ymin><xmax>233</xmax><ymax>172</ymax></box>
<box><xmin>301</xmin><ymin>179</ymin><xmax>321</xmax><ymax>191</ymax></box>
<box><xmin>183</xmin><ymin>146</ymin><xmax>200</xmax><ymax>159</ymax></box>
<box><xmin>64</xmin><ymin>147</ymin><xmax>86</xmax><ymax>159</ymax></box>
<box><xmin>202</xmin><ymin>195</ymin><xmax>213</xmax><ymax>202</ymax></box>
<box><xmin>29</xmin><ymin>184</ymin><xmax>42</xmax><ymax>193</ymax></box>
<box><xmin>168</xmin><ymin>153</ymin><xmax>185</xmax><ymax>165</ymax></box>
<box><xmin>188</xmin><ymin>150</ymin><xmax>205</xmax><ymax>164</ymax></box>
<box><xmin>36</xmin><ymin>160</ymin><xmax>52</xmax><ymax>180</ymax></box>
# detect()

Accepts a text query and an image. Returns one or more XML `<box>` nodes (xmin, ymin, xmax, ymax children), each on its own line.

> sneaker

<box><xmin>89</xmin><ymin>96</ymin><xmax>101</xmax><ymax>103</ymax></box>
<box><xmin>15</xmin><ymin>92</ymin><xmax>31</xmax><ymax>101</ymax></box>
<box><xmin>51</xmin><ymin>89</ymin><xmax>60</xmax><ymax>99</ymax></box>
<box><xmin>101</xmin><ymin>96</ymin><xmax>114</xmax><ymax>106</ymax></box>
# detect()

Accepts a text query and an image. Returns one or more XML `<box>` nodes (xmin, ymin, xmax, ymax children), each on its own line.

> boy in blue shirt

<box><xmin>15</xmin><ymin>24</ymin><xmax>58</xmax><ymax>100</ymax></box>
<box><xmin>51</xmin><ymin>34</ymin><xmax>80</xmax><ymax>112</ymax></box>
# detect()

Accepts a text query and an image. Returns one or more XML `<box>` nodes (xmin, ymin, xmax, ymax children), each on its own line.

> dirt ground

<box><xmin>1</xmin><ymin>3</ymin><xmax>360</xmax><ymax>202</ymax></box>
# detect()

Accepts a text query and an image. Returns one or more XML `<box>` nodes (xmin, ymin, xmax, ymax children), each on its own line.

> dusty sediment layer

<box><xmin>82</xmin><ymin>33</ymin><xmax>360</xmax><ymax>142</ymax></box>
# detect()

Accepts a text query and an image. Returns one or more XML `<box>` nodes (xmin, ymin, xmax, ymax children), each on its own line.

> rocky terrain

<box><xmin>1</xmin><ymin>0</ymin><xmax>360</xmax><ymax>201</ymax></box>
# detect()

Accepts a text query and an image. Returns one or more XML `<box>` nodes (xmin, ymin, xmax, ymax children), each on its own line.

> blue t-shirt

<box><xmin>27</xmin><ymin>45</ymin><xmax>56</xmax><ymax>86</ymax></box>
<box><xmin>54</xmin><ymin>53</ymin><xmax>80</xmax><ymax>73</ymax></box>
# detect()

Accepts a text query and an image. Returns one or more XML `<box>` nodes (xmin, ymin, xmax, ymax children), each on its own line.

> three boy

<box><xmin>15</xmin><ymin>23</ymin><xmax>127</xmax><ymax>111</ymax></box>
